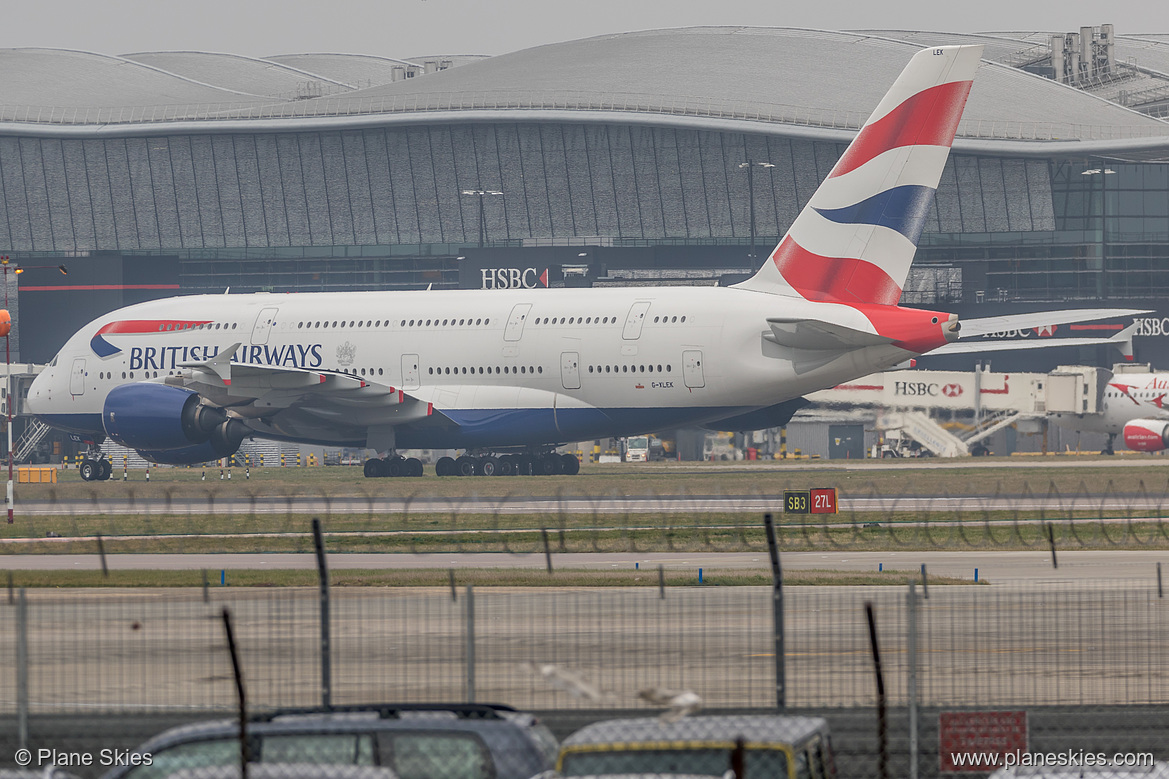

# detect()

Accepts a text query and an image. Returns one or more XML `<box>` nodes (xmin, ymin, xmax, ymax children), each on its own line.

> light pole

<box><xmin>1</xmin><ymin>257</ymin><xmax>66</xmax><ymax>523</ymax></box>
<box><xmin>738</xmin><ymin>161</ymin><xmax>775</xmax><ymax>262</ymax></box>
<box><xmin>461</xmin><ymin>189</ymin><xmax>503</xmax><ymax>248</ymax></box>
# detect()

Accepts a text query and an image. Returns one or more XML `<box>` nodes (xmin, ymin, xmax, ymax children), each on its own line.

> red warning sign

<box><xmin>939</xmin><ymin>711</ymin><xmax>1028</xmax><ymax>772</ymax></box>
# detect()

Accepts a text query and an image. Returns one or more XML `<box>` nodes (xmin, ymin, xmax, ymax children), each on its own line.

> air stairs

<box><xmin>13</xmin><ymin>418</ymin><xmax>51</xmax><ymax>463</ymax></box>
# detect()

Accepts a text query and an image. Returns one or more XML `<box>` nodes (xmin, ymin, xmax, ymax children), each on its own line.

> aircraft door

<box><xmin>70</xmin><ymin>358</ymin><xmax>86</xmax><ymax>396</ymax></box>
<box><xmin>250</xmin><ymin>307</ymin><xmax>279</xmax><ymax>345</ymax></box>
<box><xmin>504</xmin><ymin>303</ymin><xmax>532</xmax><ymax>342</ymax></box>
<box><xmin>401</xmin><ymin>354</ymin><xmax>420</xmax><ymax>391</ymax></box>
<box><xmin>622</xmin><ymin>301</ymin><xmax>651</xmax><ymax>340</ymax></box>
<box><xmin>561</xmin><ymin>351</ymin><xmax>581</xmax><ymax>390</ymax></box>
<box><xmin>682</xmin><ymin>350</ymin><xmax>705</xmax><ymax>389</ymax></box>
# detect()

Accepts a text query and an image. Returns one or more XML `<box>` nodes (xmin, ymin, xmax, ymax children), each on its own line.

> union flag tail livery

<box><xmin>737</xmin><ymin>45</ymin><xmax>983</xmax><ymax>304</ymax></box>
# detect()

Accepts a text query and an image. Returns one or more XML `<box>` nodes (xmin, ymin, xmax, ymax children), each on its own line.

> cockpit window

<box><xmin>48</xmin><ymin>355</ymin><xmax>58</xmax><ymax>367</ymax></box>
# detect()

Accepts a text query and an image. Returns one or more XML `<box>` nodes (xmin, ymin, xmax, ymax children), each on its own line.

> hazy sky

<box><xmin>3</xmin><ymin>0</ymin><xmax>1159</xmax><ymax>58</ymax></box>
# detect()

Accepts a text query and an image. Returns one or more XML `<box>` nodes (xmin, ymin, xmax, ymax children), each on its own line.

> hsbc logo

<box><xmin>481</xmin><ymin>268</ymin><xmax>549</xmax><ymax>290</ymax></box>
<box><xmin>1135</xmin><ymin>318</ymin><xmax>1169</xmax><ymax>337</ymax></box>
<box><xmin>941</xmin><ymin>383</ymin><xmax>964</xmax><ymax>397</ymax></box>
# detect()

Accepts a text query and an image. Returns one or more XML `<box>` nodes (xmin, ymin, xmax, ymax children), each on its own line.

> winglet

<box><xmin>1112</xmin><ymin>322</ymin><xmax>1138</xmax><ymax>361</ymax></box>
<box><xmin>180</xmin><ymin>342</ymin><xmax>240</xmax><ymax>385</ymax></box>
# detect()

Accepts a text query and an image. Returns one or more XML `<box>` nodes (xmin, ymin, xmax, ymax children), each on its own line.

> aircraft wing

<box><xmin>957</xmin><ymin>308</ymin><xmax>1150</xmax><ymax>338</ymax></box>
<box><xmin>171</xmin><ymin>343</ymin><xmax>439</xmax><ymax>426</ymax></box>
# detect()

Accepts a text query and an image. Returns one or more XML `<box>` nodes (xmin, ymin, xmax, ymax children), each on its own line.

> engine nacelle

<box><xmin>1123</xmin><ymin>418</ymin><xmax>1169</xmax><ymax>452</ymax></box>
<box><xmin>102</xmin><ymin>383</ymin><xmax>245</xmax><ymax>459</ymax></box>
<box><xmin>138</xmin><ymin>442</ymin><xmax>236</xmax><ymax>466</ymax></box>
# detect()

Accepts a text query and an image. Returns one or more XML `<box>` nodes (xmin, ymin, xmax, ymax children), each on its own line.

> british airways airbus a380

<box><xmin>29</xmin><ymin>45</ymin><xmax>1032</xmax><ymax>479</ymax></box>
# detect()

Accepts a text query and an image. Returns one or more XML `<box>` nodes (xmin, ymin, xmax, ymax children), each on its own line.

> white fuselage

<box><xmin>1051</xmin><ymin>374</ymin><xmax>1169</xmax><ymax>437</ymax></box>
<box><xmin>29</xmin><ymin>285</ymin><xmax>924</xmax><ymax>450</ymax></box>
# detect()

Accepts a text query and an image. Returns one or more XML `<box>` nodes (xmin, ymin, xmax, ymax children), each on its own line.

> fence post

<box><xmin>312</xmin><ymin>518</ymin><xmax>331</xmax><ymax>708</ymax></box>
<box><xmin>16</xmin><ymin>587</ymin><xmax>28</xmax><ymax>751</ymax></box>
<box><xmin>465</xmin><ymin>584</ymin><xmax>476</xmax><ymax>703</ymax></box>
<box><xmin>763</xmin><ymin>512</ymin><xmax>785</xmax><ymax>710</ymax></box>
<box><xmin>907</xmin><ymin>580</ymin><xmax>919</xmax><ymax>779</ymax></box>
<box><xmin>865</xmin><ymin>601</ymin><xmax>889</xmax><ymax>779</ymax></box>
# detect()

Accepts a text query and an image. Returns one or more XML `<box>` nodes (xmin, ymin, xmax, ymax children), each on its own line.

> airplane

<box><xmin>1051</xmin><ymin>366</ymin><xmax>1169</xmax><ymax>454</ymax></box>
<box><xmin>22</xmin><ymin>43</ymin><xmax>1130</xmax><ymax>480</ymax></box>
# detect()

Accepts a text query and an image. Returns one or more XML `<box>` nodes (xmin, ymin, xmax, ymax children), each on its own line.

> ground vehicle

<box><xmin>101</xmin><ymin>704</ymin><xmax>558</xmax><ymax>779</ymax></box>
<box><xmin>556</xmin><ymin>715</ymin><xmax>835</xmax><ymax>779</ymax></box>
<box><xmin>624</xmin><ymin>436</ymin><xmax>651</xmax><ymax>462</ymax></box>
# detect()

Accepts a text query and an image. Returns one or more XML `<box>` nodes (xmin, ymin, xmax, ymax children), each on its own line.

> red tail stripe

<box><xmin>772</xmin><ymin>237</ymin><xmax>902</xmax><ymax>306</ymax></box>
<box><xmin>830</xmin><ymin>80</ymin><xmax>973</xmax><ymax>179</ymax></box>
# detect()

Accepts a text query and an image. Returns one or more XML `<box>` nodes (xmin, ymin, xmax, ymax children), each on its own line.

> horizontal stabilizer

<box><xmin>766</xmin><ymin>318</ymin><xmax>894</xmax><ymax>350</ymax></box>
<box><xmin>930</xmin><ymin>329</ymin><xmax>1135</xmax><ymax>356</ymax></box>
<box><xmin>958</xmin><ymin>308</ymin><xmax>1151</xmax><ymax>338</ymax></box>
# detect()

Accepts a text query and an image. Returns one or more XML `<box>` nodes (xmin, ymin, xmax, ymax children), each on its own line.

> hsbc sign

<box><xmin>480</xmin><ymin>267</ymin><xmax>550</xmax><ymax>290</ymax></box>
<box><xmin>941</xmin><ymin>383</ymin><xmax>964</xmax><ymax>397</ymax></box>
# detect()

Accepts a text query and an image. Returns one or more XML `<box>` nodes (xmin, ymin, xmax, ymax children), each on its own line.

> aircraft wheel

<box><xmin>539</xmin><ymin>454</ymin><xmax>561</xmax><ymax>476</ymax></box>
<box><xmin>478</xmin><ymin>455</ymin><xmax>501</xmax><ymax>477</ymax></box>
<box><xmin>99</xmin><ymin>460</ymin><xmax>113</xmax><ymax>481</ymax></box>
<box><xmin>404</xmin><ymin>458</ymin><xmax>424</xmax><ymax>477</ymax></box>
<box><xmin>435</xmin><ymin>456</ymin><xmax>456</xmax><ymax>476</ymax></box>
<box><xmin>364</xmin><ymin>458</ymin><xmax>385</xmax><ymax>478</ymax></box>
<box><xmin>560</xmin><ymin>453</ymin><xmax>580</xmax><ymax>475</ymax></box>
<box><xmin>385</xmin><ymin>456</ymin><xmax>404</xmax><ymax>477</ymax></box>
<box><xmin>455</xmin><ymin>455</ymin><xmax>477</xmax><ymax>477</ymax></box>
<box><xmin>498</xmin><ymin>456</ymin><xmax>516</xmax><ymax>476</ymax></box>
<box><xmin>79</xmin><ymin>460</ymin><xmax>99</xmax><ymax>482</ymax></box>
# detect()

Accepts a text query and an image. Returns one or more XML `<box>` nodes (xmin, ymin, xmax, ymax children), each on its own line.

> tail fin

<box><xmin>735</xmin><ymin>45</ymin><xmax>983</xmax><ymax>305</ymax></box>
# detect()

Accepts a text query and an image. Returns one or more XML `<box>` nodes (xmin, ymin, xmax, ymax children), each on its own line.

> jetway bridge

<box><xmin>806</xmin><ymin>364</ymin><xmax>1119</xmax><ymax>457</ymax></box>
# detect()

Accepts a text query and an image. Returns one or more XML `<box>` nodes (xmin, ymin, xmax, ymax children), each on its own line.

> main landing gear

<box><xmin>363</xmin><ymin>454</ymin><xmax>425</xmax><ymax>478</ymax></box>
<box><xmin>78</xmin><ymin>445</ymin><xmax>113</xmax><ymax>482</ymax></box>
<box><xmin>434</xmin><ymin>451</ymin><xmax>580</xmax><ymax>477</ymax></box>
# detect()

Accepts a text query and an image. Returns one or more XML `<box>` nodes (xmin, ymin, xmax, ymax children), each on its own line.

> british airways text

<box><xmin>128</xmin><ymin>344</ymin><xmax>324</xmax><ymax>371</ymax></box>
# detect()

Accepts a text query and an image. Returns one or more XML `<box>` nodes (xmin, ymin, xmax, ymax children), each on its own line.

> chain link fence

<box><xmin>3</xmin><ymin>579</ymin><xmax>1169</xmax><ymax>778</ymax></box>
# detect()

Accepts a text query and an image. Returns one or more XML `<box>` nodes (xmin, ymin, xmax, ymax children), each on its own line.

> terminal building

<box><xmin>3</xmin><ymin>26</ymin><xmax>1169</xmax><ymax>458</ymax></box>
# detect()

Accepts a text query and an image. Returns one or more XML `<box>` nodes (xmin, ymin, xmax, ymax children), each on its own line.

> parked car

<box><xmin>101</xmin><ymin>704</ymin><xmax>558</xmax><ymax>779</ymax></box>
<box><xmin>556</xmin><ymin>715</ymin><xmax>834</xmax><ymax>779</ymax></box>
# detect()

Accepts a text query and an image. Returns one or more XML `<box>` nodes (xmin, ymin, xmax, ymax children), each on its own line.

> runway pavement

<box><xmin>5</xmin><ymin>549</ymin><xmax>1167</xmax><ymax>583</ymax></box>
<box><xmin>16</xmin><ymin>493</ymin><xmax>1169</xmax><ymax>514</ymax></box>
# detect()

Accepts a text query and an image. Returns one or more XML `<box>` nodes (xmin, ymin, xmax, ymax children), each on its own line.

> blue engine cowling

<box><xmin>137</xmin><ymin>442</ymin><xmax>236</xmax><ymax>466</ymax></box>
<box><xmin>102</xmin><ymin>383</ymin><xmax>246</xmax><ymax>459</ymax></box>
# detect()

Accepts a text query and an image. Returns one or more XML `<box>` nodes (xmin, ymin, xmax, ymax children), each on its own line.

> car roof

<box><xmin>137</xmin><ymin>705</ymin><xmax>535</xmax><ymax>753</ymax></box>
<box><xmin>163</xmin><ymin>766</ymin><xmax>400</xmax><ymax>779</ymax></box>
<box><xmin>561</xmin><ymin>716</ymin><xmax>829</xmax><ymax>748</ymax></box>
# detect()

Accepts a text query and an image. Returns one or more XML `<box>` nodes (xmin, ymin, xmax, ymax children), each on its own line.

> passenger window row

<box><xmin>588</xmin><ymin>364</ymin><xmax>671</xmax><ymax>374</ymax></box>
<box><xmin>429</xmin><ymin>365</ymin><xmax>544</xmax><ymax>376</ymax></box>
<box><xmin>400</xmin><ymin>317</ymin><xmax>491</xmax><ymax>328</ymax></box>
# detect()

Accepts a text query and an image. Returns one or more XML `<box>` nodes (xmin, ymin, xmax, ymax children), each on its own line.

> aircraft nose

<box><xmin>26</xmin><ymin>369</ymin><xmax>51</xmax><ymax>417</ymax></box>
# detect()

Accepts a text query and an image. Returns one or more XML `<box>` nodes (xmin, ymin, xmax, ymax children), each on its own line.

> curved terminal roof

<box><xmin>0</xmin><ymin>47</ymin><xmax>265</xmax><ymax>110</ymax></box>
<box><xmin>265</xmin><ymin>53</ymin><xmax>419</xmax><ymax>88</ymax></box>
<box><xmin>123</xmin><ymin>51</ymin><xmax>353</xmax><ymax>98</ymax></box>
<box><xmin>2</xmin><ymin>28</ymin><xmax>1166</xmax><ymax>155</ymax></box>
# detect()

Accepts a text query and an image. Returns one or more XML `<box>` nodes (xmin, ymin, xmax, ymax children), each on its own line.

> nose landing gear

<box><xmin>78</xmin><ymin>444</ymin><xmax>113</xmax><ymax>482</ymax></box>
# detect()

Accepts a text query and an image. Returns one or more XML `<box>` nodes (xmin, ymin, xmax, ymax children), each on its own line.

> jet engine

<box><xmin>1122</xmin><ymin>418</ymin><xmax>1169</xmax><ymax>452</ymax></box>
<box><xmin>102</xmin><ymin>383</ymin><xmax>249</xmax><ymax>462</ymax></box>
